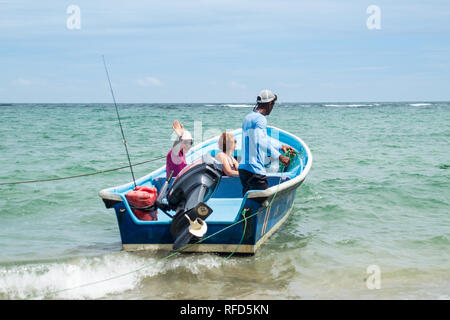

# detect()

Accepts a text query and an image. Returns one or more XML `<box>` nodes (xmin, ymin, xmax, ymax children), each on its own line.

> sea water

<box><xmin>0</xmin><ymin>102</ymin><xmax>449</xmax><ymax>299</ymax></box>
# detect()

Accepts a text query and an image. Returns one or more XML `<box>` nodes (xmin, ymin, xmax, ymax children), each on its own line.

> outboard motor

<box><xmin>156</xmin><ymin>155</ymin><xmax>223</xmax><ymax>249</ymax></box>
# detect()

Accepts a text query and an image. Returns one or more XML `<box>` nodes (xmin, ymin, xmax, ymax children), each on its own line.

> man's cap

<box><xmin>256</xmin><ymin>89</ymin><xmax>277</xmax><ymax>104</ymax></box>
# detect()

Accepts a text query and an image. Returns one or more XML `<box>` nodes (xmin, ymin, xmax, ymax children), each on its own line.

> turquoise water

<box><xmin>0</xmin><ymin>102</ymin><xmax>449</xmax><ymax>299</ymax></box>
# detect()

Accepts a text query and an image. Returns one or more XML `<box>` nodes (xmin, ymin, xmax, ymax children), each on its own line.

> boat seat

<box><xmin>151</xmin><ymin>198</ymin><xmax>242</xmax><ymax>223</ymax></box>
<box><xmin>205</xmin><ymin>198</ymin><xmax>244</xmax><ymax>222</ymax></box>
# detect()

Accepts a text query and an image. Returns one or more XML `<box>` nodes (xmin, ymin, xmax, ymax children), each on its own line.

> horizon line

<box><xmin>1</xmin><ymin>100</ymin><xmax>449</xmax><ymax>104</ymax></box>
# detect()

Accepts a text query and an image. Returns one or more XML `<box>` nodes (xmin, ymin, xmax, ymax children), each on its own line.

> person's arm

<box><xmin>169</xmin><ymin>120</ymin><xmax>185</xmax><ymax>163</ymax></box>
<box><xmin>254</xmin><ymin>117</ymin><xmax>281</xmax><ymax>159</ymax></box>
<box><xmin>267</xmin><ymin>136</ymin><xmax>282</xmax><ymax>159</ymax></box>
<box><xmin>254</xmin><ymin>117</ymin><xmax>291</xmax><ymax>167</ymax></box>
<box><xmin>171</xmin><ymin>120</ymin><xmax>184</xmax><ymax>154</ymax></box>
<box><xmin>263</xmin><ymin>129</ymin><xmax>295</xmax><ymax>156</ymax></box>
<box><xmin>172</xmin><ymin>137</ymin><xmax>182</xmax><ymax>155</ymax></box>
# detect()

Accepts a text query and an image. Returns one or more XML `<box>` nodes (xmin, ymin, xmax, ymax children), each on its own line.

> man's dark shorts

<box><xmin>238</xmin><ymin>169</ymin><xmax>268</xmax><ymax>203</ymax></box>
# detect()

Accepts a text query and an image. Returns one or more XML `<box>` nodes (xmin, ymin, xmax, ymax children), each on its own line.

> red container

<box><xmin>126</xmin><ymin>186</ymin><xmax>158</xmax><ymax>221</ymax></box>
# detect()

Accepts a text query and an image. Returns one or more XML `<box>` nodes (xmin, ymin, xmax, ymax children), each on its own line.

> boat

<box><xmin>98</xmin><ymin>126</ymin><xmax>312</xmax><ymax>254</ymax></box>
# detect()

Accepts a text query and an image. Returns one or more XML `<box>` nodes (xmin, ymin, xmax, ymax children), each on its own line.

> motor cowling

<box><xmin>163</xmin><ymin>156</ymin><xmax>223</xmax><ymax>249</ymax></box>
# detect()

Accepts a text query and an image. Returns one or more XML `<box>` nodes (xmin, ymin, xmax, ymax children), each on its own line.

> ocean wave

<box><xmin>335</xmin><ymin>238</ymin><xmax>359</xmax><ymax>246</ymax></box>
<box><xmin>0</xmin><ymin>253</ymin><xmax>144</xmax><ymax>299</ymax></box>
<box><xmin>203</xmin><ymin>104</ymin><xmax>254</xmax><ymax>108</ymax></box>
<box><xmin>409</xmin><ymin>103</ymin><xmax>432</xmax><ymax>107</ymax></box>
<box><xmin>411</xmin><ymin>235</ymin><xmax>450</xmax><ymax>246</ymax></box>
<box><xmin>223</xmin><ymin>104</ymin><xmax>254</xmax><ymax>108</ymax></box>
<box><xmin>0</xmin><ymin>252</ymin><xmax>226</xmax><ymax>300</ymax></box>
<box><xmin>323</xmin><ymin>104</ymin><xmax>375</xmax><ymax>107</ymax></box>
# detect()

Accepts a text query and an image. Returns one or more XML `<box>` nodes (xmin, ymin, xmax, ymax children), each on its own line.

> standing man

<box><xmin>238</xmin><ymin>89</ymin><xmax>293</xmax><ymax>201</ymax></box>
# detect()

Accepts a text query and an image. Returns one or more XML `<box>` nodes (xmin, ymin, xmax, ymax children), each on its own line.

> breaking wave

<box><xmin>222</xmin><ymin>104</ymin><xmax>254</xmax><ymax>108</ymax></box>
<box><xmin>0</xmin><ymin>252</ymin><xmax>226</xmax><ymax>300</ymax></box>
<box><xmin>409</xmin><ymin>103</ymin><xmax>432</xmax><ymax>107</ymax></box>
<box><xmin>323</xmin><ymin>104</ymin><xmax>376</xmax><ymax>107</ymax></box>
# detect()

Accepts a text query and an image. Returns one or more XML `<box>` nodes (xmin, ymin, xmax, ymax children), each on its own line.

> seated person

<box><xmin>215</xmin><ymin>132</ymin><xmax>239</xmax><ymax>177</ymax></box>
<box><xmin>166</xmin><ymin>120</ymin><xmax>193</xmax><ymax>178</ymax></box>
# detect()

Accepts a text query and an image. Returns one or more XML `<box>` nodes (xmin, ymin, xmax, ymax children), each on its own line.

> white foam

<box><xmin>409</xmin><ymin>103</ymin><xmax>431</xmax><ymax>107</ymax></box>
<box><xmin>0</xmin><ymin>252</ymin><xmax>226</xmax><ymax>300</ymax></box>
<box><xmin>223</xmin><ymin>104</ymin><xmax>254</xmax><ymax>108</ymax></box>
<box><xmin>0</xmin><ymin>253</ymin><xmax>149</xmax><ymax>299</ymax></box>
<box><xmin>324</xmin><ymin>104</ymin><xmax>374</xmax><ymax>107</ymax></box>
<box><xmin>163</xmin><ymin>254</ymin><xmax>225</xmax><ymax>274</ymax></box>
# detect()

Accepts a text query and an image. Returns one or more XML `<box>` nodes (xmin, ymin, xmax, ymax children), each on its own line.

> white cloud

<box><xmin>229</xmin><ymin>80</ymin><xmax>246</xmax><ymax>89</ymax></box>
<box><xmin>278</xmin><ymin>82</ymin><xmax>303</xmax><ymax>88</ymax></box>
<box><xmin>348</xmin><ymin>66</ymin><xmax>389</xmax><ymax>72</ymax></box>
<box><xmin>12</xmin><ymin>78</ymin><xmax>32</xmax><ymax>86</ymax></box>
<box><xmin>136</xmin><ymin>76</ymin><xmax>163</xmax><ymax>87</ymax></box>
<box><xmin>319</xmin><ymin>82</ymin><xmax>338</xmax><ymax>89</ymax></box>
<box><xmin>11</xmin><ymin>78</ymin><xmax>48</xmax><ymax>87</ymax></box>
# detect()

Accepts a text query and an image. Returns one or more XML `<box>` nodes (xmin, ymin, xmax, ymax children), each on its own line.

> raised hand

<box><xmin>279</xmin><ymin>155</ymin><xmax>291</xmax><ymax>167</ymax></box>
<box><xmin>172</xmin><ymin>120</ymin><xmax>184</xmax><ymax>138</ymax></box>
<box><xmin>281</xmin><ymin>145</ymin><xmax>295</xmax><ymax>155</ymax></box>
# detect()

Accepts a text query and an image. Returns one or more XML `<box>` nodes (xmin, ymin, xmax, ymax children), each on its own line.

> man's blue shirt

<box><xmin>238</xmin><ymin>110</ymin><xmax>281</xmax><ymax>175</ymax></box>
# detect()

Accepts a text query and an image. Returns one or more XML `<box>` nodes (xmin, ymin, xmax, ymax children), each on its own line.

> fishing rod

<box><xmin>102</xmin><ymin>55</ymin><xmax>137</xmax><ymax>189</ymax></box>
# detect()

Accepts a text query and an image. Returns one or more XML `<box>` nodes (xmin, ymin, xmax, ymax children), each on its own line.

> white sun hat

<box><xmin>256</xmin><ymin>89</ymin><xmax>277</xmax><ymax>104</ymax></box>
<box><xmin>181</xmin><ymin>130</ymin><xmax>192</xmax><ymax>141</ymax></box>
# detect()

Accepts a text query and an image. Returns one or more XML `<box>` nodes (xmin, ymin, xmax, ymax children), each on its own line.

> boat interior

<box><xmin>108</xmin><ymin>127</ymin><xmax>307</xmax><ymax>224</ymax></box>
<box><xmin>151</xmin><ymin>175</ymin><xmax>289</xmax><ymax>223</ymax></box>
<box><xmin>134</xmin><ymin>147</ymin><xmax>298</xmax><ymax>224</ymax></box>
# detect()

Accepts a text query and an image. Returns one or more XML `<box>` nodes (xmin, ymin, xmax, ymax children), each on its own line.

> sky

<box><xmin>1</xmin><ymin>0</ymin><xmax>450</xmax><ymax>103</ymax></box>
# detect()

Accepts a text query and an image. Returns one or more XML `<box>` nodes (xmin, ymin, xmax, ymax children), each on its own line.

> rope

<box><xmin>226</xmin><ymin>208</ymin><xmax>249</xmax><ymax>259</ymax></box>
<box><xmin>25</xmin><ymin>161</ymin><xmax>291</xmax><ymax>300</ymax></box>
<box><xmin>0</xmin><ymin>156</ymin><xmax>166</xmax><ymax>186</ymax></box>
<box><xmin>279</xmin><ymin>149</ymin><xmax>299</xmax><ymax>172</ymax></box>
<box><xmin>225</xmin><ymin>155</ymin><xmax>292</xmax><ymax>259</ymax></box>
<box><xmin>24</xmin><ymin>152</ymin><xmax>298</xmax><ymax>299</ymax></box>
<box><xmin>25</xmin><ymin>207</ymin><xmax>260</xmax><ymax>300</ymax></box>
